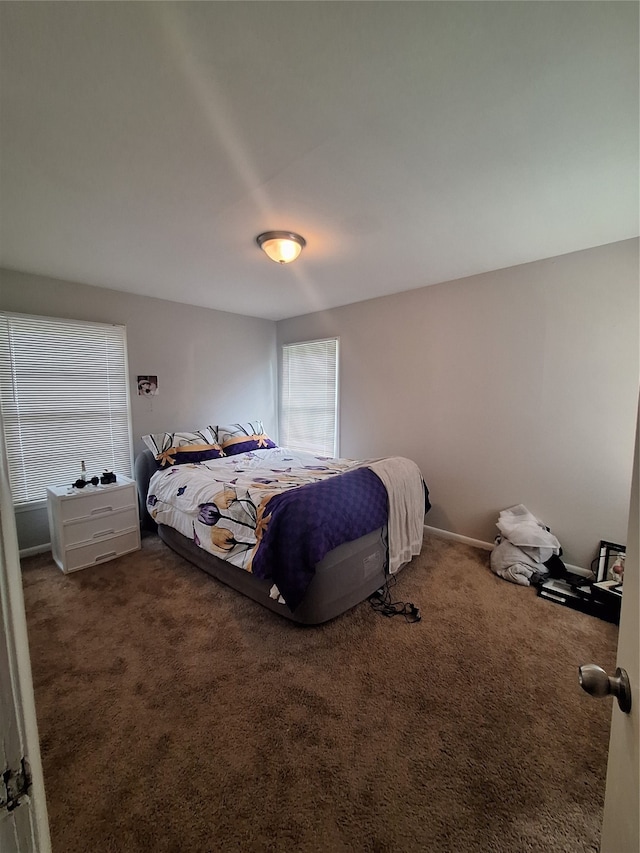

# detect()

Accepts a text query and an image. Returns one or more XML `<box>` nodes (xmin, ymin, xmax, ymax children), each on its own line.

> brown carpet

<box><xmin>21</xmin><ymin>533</ymin><xmax>617</xmax><ymax>853</ymax></box>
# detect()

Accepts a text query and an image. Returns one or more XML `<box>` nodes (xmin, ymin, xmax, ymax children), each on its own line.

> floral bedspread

<box><xmin>147</xmin><ymin>447</ymin><xmax>390</xmax><ymax>609</ymax></box>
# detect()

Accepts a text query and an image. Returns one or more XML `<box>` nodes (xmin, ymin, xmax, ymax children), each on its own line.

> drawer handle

<box><xmin>93</xmin><ymin>529</ymin><xmax>115</xmax><ymax>538</ymax></box>
<box><xmin>91</xmin><ymin>506</ymin><xmax>113</xmax><ymax>515</ymax></box>
<box><xmin>94</xmin><ymin>551</ymin><xmax>117</xmax><ymax>563</ymax></box>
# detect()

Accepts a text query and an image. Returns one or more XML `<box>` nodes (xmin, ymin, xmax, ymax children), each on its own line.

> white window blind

<box><xmin>0</xmin><ymin>313</ymin><xmax>133</xmax><ymax>505</ymax></box>
<box><xmin>281</xmin><ymin>338</ymin><xmax>339</xmax><ymax>456</ymax></box>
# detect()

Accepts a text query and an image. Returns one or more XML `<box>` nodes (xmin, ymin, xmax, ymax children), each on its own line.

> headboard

<box><xmin>134</xmin><ymin>449</ymin><xmax>160</xmax><ymax>530</ymax></box>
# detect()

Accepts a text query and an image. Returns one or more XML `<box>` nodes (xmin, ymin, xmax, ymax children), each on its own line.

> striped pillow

<box><xmin>142</xmin><ymin>429</ymin><xmax>224</xmax><ymax>467</ymax></box>
<box><xmin>213</xmin><ymin>421</ymin><xmax>277</xmax><ymax>457</ymax></box>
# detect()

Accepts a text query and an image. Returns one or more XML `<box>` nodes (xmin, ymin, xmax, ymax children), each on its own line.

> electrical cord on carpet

<box><xmin>369</xmin><ymin>574</ymin><xmax>421</xmax><ymax>623</ymax></box>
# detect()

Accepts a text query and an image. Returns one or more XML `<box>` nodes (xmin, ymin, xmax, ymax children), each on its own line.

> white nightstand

<box><xmin>46</xmin><ymin>473</ymin><xmax>141</xmax><ymax>573</ymax></box>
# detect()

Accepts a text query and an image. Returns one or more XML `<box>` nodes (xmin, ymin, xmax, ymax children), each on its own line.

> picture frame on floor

<box><xmin>595</xmin><ymin>540</ymin><xmax>626</xmax><ymax>584</ymax></box>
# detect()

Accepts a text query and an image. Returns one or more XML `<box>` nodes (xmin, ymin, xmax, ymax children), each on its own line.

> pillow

<box><xmin>213</xmin><ymin>421</ymin><xmax>277</xmax><ymax>457</ymax></box>
<box><xmin>142</xmin><ymin>429</ymin><xmax>224</xmax><ymax>467</ymax></box>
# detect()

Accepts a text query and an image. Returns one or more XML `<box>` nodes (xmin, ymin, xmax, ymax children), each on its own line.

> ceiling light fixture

<box><xmin>256</xmin><ymin>231</ymin><xmax>306</xmax><ymax>264</ymax></box>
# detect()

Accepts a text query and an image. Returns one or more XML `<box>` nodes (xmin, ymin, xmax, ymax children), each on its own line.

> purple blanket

<box><xmin>251</xmin><ymin>467</ymin><xmax>389</xmax><ymax>610</ymax></box>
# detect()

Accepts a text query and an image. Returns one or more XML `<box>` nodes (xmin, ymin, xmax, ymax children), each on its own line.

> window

<box><xmin>280</xmin><ymin>338</ymin><xmax>339</xmax><ymax>456</ymax></box>
<box><xmin>0</xmin><ymin>313</ymin><xmax>133</xmax><ymax>505</ymax></box>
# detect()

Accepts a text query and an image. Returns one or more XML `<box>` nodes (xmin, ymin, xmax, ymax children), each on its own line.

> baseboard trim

<box><xmin>423</xmin><ymin>525</ymin><xmax>589</xmax><ymax>574</ymax></box>
<box><xmin>424</xmin><ymin>525</ymin><xmax>493</xmax><ymax>551</ymax></box>
<box><xmin>19</xmin><ymin>543</ymin><xmax>51</xmax><ymax>558</ymax></box>
<box><xmin>564</xmin><ymin>563</ymin><xmax>591</xmax><ymax>577</ymax></box>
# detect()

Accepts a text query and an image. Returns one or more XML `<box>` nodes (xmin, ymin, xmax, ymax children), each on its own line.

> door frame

<box><xmin>0</xmin><ymin>411</ymin><xmax>51</xmax><ymax>853</ymax></box>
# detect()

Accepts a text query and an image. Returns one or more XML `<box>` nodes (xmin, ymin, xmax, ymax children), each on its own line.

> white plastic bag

<box><xmin>490</xmin><ymin>537</ymin><xmax>549</xmax><ymax>586</ymax></box>
<box><xmin>496</xmin><ymin>504</ymin><xmax>561</xmax><ymax>564</ymax></box>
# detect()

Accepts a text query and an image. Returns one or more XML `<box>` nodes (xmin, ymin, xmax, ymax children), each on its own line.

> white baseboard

<box><xmin>19</xmin><ymin>543</ymin><xmax>51</xmax><ymax>558</ymax></box>
<box><xmin>423</xmin><ymin>524</ymin><xmax>589</xmax><ymax>574</ymax></box>
<box><xmin>424</xmin><ymin>524</ymin><xmax>493</xmax><ymax>551</ymax></box>
<box><xmin>564</xmin><ymin>563</ymin><xmax>591</xmax><ymax>577</ymax></box>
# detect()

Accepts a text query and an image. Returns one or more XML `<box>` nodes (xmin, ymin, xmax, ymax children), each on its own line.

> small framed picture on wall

<box><xmin>137</xmin><ymin>375</ymin><xmax>158</xmax><ymax>396</ymax></box>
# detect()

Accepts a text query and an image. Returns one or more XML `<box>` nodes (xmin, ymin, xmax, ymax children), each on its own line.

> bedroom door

<box><xmin>599</xmin><ymin>400</ymin><xmax>639</xmax><ymax>853</ymax></box>
<box><xmin>0</xmin><ymin>414</ymin><xmax>51</xmax><ymax>853</ymax></box>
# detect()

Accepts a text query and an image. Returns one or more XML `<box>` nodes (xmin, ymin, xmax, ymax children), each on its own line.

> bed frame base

<box><xmin>158</xmin><ymin>524</ymin><xmax>390</xmax><ymax>625</ymax></box>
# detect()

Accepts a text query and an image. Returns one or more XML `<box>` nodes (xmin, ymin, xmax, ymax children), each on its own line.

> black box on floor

<box><xmin>537</xmin><ymin>576</ymin><xmax>620</xmax><ymax>624</ymax></box>
<box><xmin>591</xmin><ymin>580</ymin><xmax>623</xmax><ymax>614</ymax></box>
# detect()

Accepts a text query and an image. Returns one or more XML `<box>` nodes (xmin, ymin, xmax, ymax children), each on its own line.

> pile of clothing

<box><xmin>490</xmin><ymin>504</ymin><xmax>565</xmax><ymax>586</ymax></box>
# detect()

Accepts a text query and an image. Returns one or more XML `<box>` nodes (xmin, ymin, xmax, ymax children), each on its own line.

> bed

<box><xmin>134</xmin><ymin>423</ymin><xmax>429</xmax><ymax>624</ymax></box>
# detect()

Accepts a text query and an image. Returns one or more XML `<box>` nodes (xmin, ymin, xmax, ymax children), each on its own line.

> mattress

<box><xmin>135</xmin><ymin>447</ymin><xmax>428</xmax><ymax>624</ymax></box>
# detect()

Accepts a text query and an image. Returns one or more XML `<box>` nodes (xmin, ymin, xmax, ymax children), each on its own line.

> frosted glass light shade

<box><xmin>256</xmin><ymin>231</ymin><xmax>306</xmax><ymax>264</ymax></box>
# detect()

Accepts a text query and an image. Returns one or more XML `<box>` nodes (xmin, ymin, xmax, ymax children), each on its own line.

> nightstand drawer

<box><xmin>63</xmin><ymin>507</ymin><xmax>139</xmax><ymax>547</ymax></box>
<box><xmin>59</xmin><ymin>485</ymin><xmax>136</xmax><ymax>522</ymax></box>
<box><xmin>64</xmin><ymin>529</ymin><xmax>140</xmax><ymax>572</ymax></box>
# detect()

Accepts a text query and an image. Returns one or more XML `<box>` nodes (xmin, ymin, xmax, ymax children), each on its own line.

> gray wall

<box><xmin>277</xmin><ymin>239</ymin><xmax>639</xmax><ymax>569</ymax></box>
<box><xmin>0</xmin><ymin>268</ymin><xmax>277</xmax><ymax>551</ymax></box>
<box><xmin>3</xmin><ymin>239</ymin><xmax>639</xmax><ymax>567</ymax></box>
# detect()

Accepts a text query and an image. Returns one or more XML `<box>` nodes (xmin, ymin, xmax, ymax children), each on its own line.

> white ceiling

<box><xmin>1</xmin><ymin>2</ymin><xmax>638</xmax><ymax>321</ymax></box>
